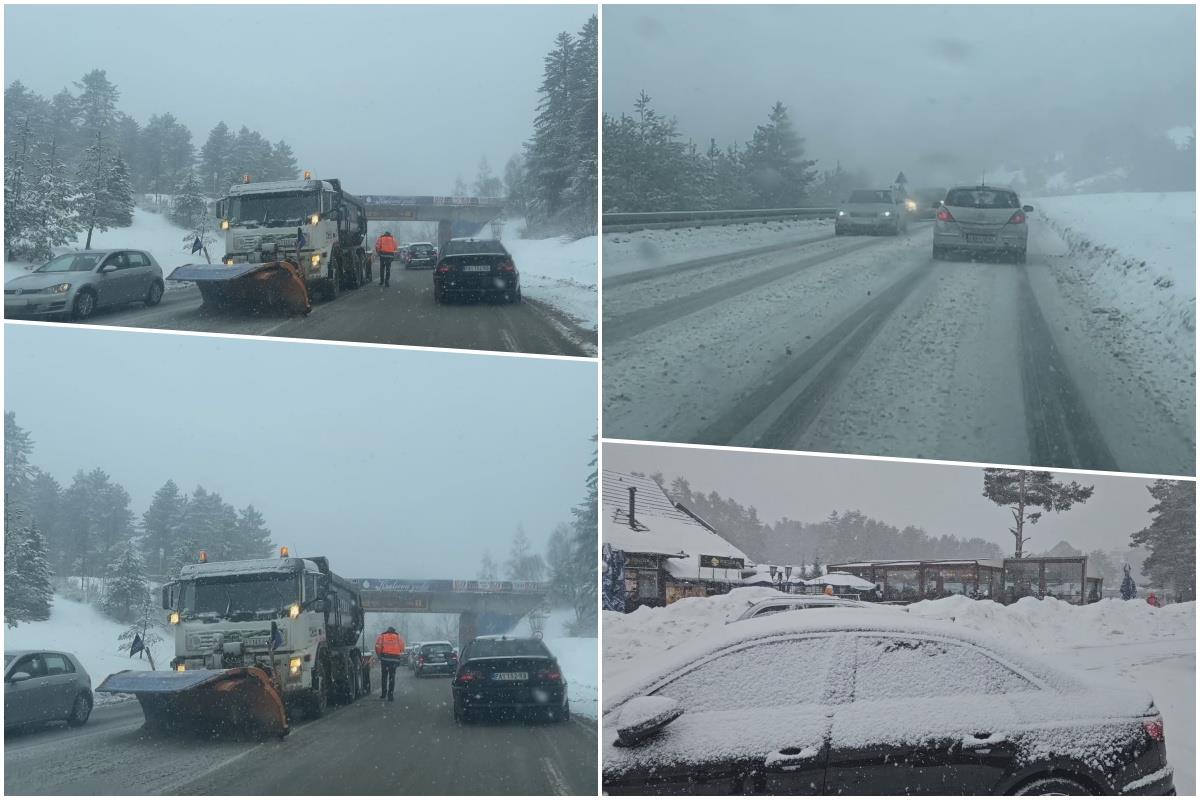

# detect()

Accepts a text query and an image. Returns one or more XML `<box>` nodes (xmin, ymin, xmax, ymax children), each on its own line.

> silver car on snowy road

<box><xmin>4</xmin><ymin>650</ymin><xmax>93</xmax><ymax>730</ymax></box>
<box><xmin>5</xmin><ymin>249</ymin><xmax>165</xmax><ymax>321</ymax></box>
<box><xmin>932</xmin><ymin>185</ymin><xmax>1034</xmax><ymax>263</ymax></box>
<box><xmin>834</xmin><ymin>189</ymin><xmax>909</xmax><ymax>236</ymax></box>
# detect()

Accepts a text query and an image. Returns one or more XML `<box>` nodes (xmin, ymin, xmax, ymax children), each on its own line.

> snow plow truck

<box><xmin>96</xmin><ymin>549</ymin><xmax>367</xmax><ymax>738</ymax></box>
<box><xmin>167</xmin><ymin>175</ymin><xmax>370</xmax><ymax>314</ymax></box>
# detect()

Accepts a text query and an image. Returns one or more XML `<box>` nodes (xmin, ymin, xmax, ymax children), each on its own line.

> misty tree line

<box><xmin>4</xmin><ymin>413</ymin><xmax>275</xmax><ymax>627</ymax></box>
<box><xmin>477</xmin><ymin>439</ymin><xmax>598</xmax><ymax>635</ymax></box>
<box><xmin>501</xmin><ymin>15</ymin><xmax>597</xmax><ymax>238</ymax></box>
<box><xmin>4</xmin><ymin>70</ymin><xmax>299</xmax><ymax>261</ymax></box>
<box><xmin>652</xmin><ymin>467</ymin><xmax>1195</xmax><ymax>601</ymax></box>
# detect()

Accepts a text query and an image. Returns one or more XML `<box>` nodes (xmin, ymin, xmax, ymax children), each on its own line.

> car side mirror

<box><xmin>1022</xmin><ymin>205</ymin><xmax>1034</xmax><ymax>213</ymax></box>
<box><xmin>100</xmin><ymin>264</ymin><xmax>118</xmax><ymax>274</ymax></box>
<box><xmin>8</xmin><ymin>672</ymin><xmax>32</xmax><ymax>683</ymax></box>
<box><xmin>614</xmin><ymin>696</ymin><xmax>684</xmax><ymax>747</ymax></box>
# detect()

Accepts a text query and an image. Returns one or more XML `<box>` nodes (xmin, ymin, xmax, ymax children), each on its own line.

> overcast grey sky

<box><xmin>4</xmin><ymin>4</ymin><xmax>596</xmax><ymax>194</ymax></box>
<box><xmin>604</xmin><ymin>5</ymin><xmax>1195</xmax><ymax>186</ymax></box>
<box><xmin>605</xmin><ymin>442</ymin><xmax>1166</xmax><ymax>555</ymax></box>
<box><xmin>5</xmin><ymin>324</ymin><xmax>596</xmax><ymax>580</ymax></box>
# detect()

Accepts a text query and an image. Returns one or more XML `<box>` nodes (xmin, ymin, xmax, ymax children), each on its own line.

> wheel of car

<box><xmin>145</xmin><ymin>281</ymin><xmax>164</xmax><ymax>306</ymax></box>
<box><xmin>1012</xmin><ymin>776</ymin><xmax>1092</xmax><ymax>795</ymax></box>
<box><xmin>552</xmin><ymin>700</ymin><xmax>570</xmax><ymax>723</ymax></box>
<box><xmin>508</xmin><ymin>288</ymin><xmax>522</xmax><ymax>304</ymax></box>
<box><xmin>71</xmin><ymin>289</ymin><xmax>96</xmax><ymax>320</ymax></box>
<box><xmin>66</xmin><ymin>692</ymin><xmax>92</xmax><ymax>727</ymax></box>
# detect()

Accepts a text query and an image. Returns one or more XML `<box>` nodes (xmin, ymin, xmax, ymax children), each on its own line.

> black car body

<box><xmin>603</xmin><ymin>612</ymin><xmax>1173</xmax><ymax>796</ymax></box>
<box><xmin>452</xmin><ymin>636</ymin><xmax>569</xmax><ymax>722</ymax></box>
<box><xmin>433</xmin><ymin>239</ymin><xmax>520</xmax><ymax>304</ymax></box>
<box><xmin>404</xmin><ymin>242</ymin><xmax>438</xmax><ymax>269</ymax></box>
<box><xmin>414</xmin><ymin>641</ymin><xmax>458</xmax><ymax>676</ymax></box>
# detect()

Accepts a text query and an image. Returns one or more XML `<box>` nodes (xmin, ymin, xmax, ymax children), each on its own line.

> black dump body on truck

<box><xmin>310</xmin><ymin>556</ymin><xmax>364</xmax><ymax>648</ymax></box>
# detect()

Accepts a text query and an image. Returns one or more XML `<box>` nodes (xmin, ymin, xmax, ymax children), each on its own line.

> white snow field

<box><xmin>492</xmin><ymin>217</ymin><xmax>597</xmax><ymax>333</ymax></box>
<box><xmin>4</xmin><ymin>595</ymin><xmax>166</xmax><ymax>705</ymax></box>
<box><xmin>604</xmin><ymin>589</ymin><xmax>1195</xmax><ymax>794</ymax></box>
<box><xmin>604</xmin><ymin>217</ymin><xmax>831</xmax><ymax>279</ymax></box>
<box><xmin>510</xmin><ymin>606</ymin><xmax>598</xmax><ymax>720</ymax></box>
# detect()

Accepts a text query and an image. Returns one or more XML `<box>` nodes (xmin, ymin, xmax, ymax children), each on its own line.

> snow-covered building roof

<box><xmin>832</xmin><ymin>559</ymin><xmax>1005</xmax><ymax>570</ymax></box>
<box><xmin>603</xmin><ymin>470</ymin><xmax>754</xmax><ymax>582</ymax></box>
<box><xmin>802</xmin><ymin>572</ymin><xmax>877</xmax><ymax>591</ymax></box>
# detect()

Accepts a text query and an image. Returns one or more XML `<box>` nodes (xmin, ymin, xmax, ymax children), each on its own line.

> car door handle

<box><xmin>764</xmin><ymin>746</ymin><xmax>820</xmax><ymax>771</ymax></box>
<box><xmin>962</xmin><ymin>732</ymin><xmax>1007</xmax><ymax>749</ymax></box>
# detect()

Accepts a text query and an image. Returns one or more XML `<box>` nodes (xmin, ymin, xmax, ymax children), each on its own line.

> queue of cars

<box><xmin>602</xmin><ymin>605</ymin><xmax>1175</xmax><ymax>796</ymax></box>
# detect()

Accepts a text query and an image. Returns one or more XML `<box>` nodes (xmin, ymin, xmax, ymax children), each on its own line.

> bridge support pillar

<box><xmin>437</xmin><ymin>220</ymin><xmax>453</xmax><ymax>253</ymax></box>
<box><xmin>458</xmin><ymin>612</ymin><xmax>478</xmax><ymax>650</ymax></box>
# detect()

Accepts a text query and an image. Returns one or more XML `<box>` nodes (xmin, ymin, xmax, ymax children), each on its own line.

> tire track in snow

<box><xmin>693</xmin><ymin>261</ymin><xmax>933</xmax><ymax>447</ymax></box>
<box><xmin>1017</xmin><ymin>266</ymin><xmax>1119</xmax><ymax>470</ymax></box>
<box><xmin>604</xmin><ymin>237</ymin><xmax>887</xmax><ymax>344</ymax></box>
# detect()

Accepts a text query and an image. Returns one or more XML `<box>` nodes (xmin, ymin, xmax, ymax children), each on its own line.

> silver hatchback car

<box><xmin>835</xmin><ymin>189</ymin><xmax>909</xmax><ymax>236</ymax></box>
<box><xmin>933</xmin><ymin>185</ymin><xmax>1034</xmax><ymax>263</ymax></box>
<box><xmin>5</xmin><ymin>249</ymin><xmax>165</xmax><ymax>321</ymax></box>
<box><xmin>4</xmin><ymin>650</ymin><xmax>93</xmax><ymax>730</ymax></box>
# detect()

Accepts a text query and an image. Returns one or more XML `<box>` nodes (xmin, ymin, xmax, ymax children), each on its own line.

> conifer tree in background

<box><xmin>4</xmin><ymin>413</ymin><xmax>53</xmax><ymax>626</ymax></box>
<box><xmin>199</xmin><ymin>121</ymin><xmax>234</xmax><ymax>195</ymax></box>
<box><xmin>506</xmin><ymin>525</ymin><xmax>546</xmax><ymax>582</ymax></box>
<box><xmin>502</xmin><ymin>155</ymin><xmax>528</xmax><ymax>219</ymax></box>
<box><xmin>742</xmin><ymin>102</ymin><xmax>817</xmax><ymax>208</ymax></box>
<box><xmin>478</xmin><ymin>549</ymin><xmax>499</xmax><ymax>581</ymax></box>
<box><xmin>141</xmin><ymin>479</ymin><xmax>188</xmax><ymax>576</ymax></box>
<box><xmin>1131</xmin><ymin>480</ymin><xmax>1196</xmax><ymax>601</ymax></box>
<box><xmin>568</xmin><ymin>438</ymin><xmax>598</xmax><ymax>634</ymax></box>
<box><xmin>105</xmin><ymin>151</ymin><xmax>134</xmax><ymax>226</ymax></box>
<box><xmin>268</xmin><ymin>139</ymin><xmax>299</xmax><ymax>181</ymax></box>
<box><xmin>981</xmin><ymin>469</ymin><xmax>1094</xmax><ymax>558</ymax></box>
<box><xmin>170</xmin><ymin>170</ymin><xmax>209</xmax><ymax>233</ymax></box>
<box><xmin>545</xmin><ymin>523</ymin><xmax>575</xmax><ymax>606</ymax></box>
<box><xmin>235</xmin><ymin>504</ymin><xmax>274</xmax><ymax>558</ymax></box>
<box><xmin>473</xmin><ymin>156</ymin><xmax>503</xmax><ymax>199</ymax></box>
<box><xmin>103</xmin><ymin>541</ymin><xmax>148</xmax><ymax>623</ymax></box>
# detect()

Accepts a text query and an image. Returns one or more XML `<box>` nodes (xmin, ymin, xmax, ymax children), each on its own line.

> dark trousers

<box><xmin>379</xmin><ymin>256</ymin><xmax>392</xmax><ymax>286</ymax></box>
<box><xmin>380</xmin><ymin>660</ymin><xmax>398</xmax><ymax>697</ymax></box>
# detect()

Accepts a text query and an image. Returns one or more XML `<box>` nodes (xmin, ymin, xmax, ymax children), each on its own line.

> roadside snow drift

<box><xmin>492</xmin><ymin>218</ymin><xmax>597</xmax><ymax>333</ymax></box>
<box><xmin>510</xmin><ymin>607</ymin><xmax>597</xmax><ymax>719</ymax></box>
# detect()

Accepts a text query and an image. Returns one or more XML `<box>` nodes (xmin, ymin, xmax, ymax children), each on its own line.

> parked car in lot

<box><xmin>5</xmin><ymin>249</ymin><xmax>165</xmax><ymax>321</ymax></box>
<box><xmin>404</xmin><ymin>242</ymin><xmax>438</xmax><ymax>269</ymax></box>
<box><xmin>731</xmin><ymin>595</ymin><xmax>874</xmax><ymax>622</ymax></box>
<box><xmin>4</xmin><ymin>650</ymin><xmax>93</xmax><ymax>730</ymax></box>
<box><xmin>413</xmin><ymin>641</ymin><xmax>458</xmax><ymax>676</ymax></box>
<box><xmin>834</xmin><ymin>189</ymin><xmax>908</xmax><ymax>236</ymax></box>
<box><xmin>603</xmin><ymin>612</ymin><xmax>1174</xmax><ymax>795</ymax></box>
<box><xmin>452</xmin><ymin>635</ymin><xmax>569</xmax><ymax>723</ymax></box>
<box><xmin>933</xmin><ymin>185</ymin><xmax>1033</xmax><ymax>263</ymax></box>
<box><xmin>433</xmin><ymin>238</ymin><xmax>520</xmax><ymax>304</ymax></box>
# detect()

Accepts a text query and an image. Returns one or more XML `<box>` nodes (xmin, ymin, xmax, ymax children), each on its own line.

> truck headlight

<box><xmin>309</xmin><ymin>214</ymin><xmax>320</xmax><ymax>225</ymax></box>
<box><xmin>176</xmin><ymin>664</ymin><xmax>187</xmax><ymax>672</ymax></box>
<box><xmin>289</xmin><ymin>603</ymin><xmax>300</xmax><ymax>619</ymax></box>
<box><xmin>221</xmin><ymin>219</ymin><xmax>230</xmax><ymax>230</ymax></box>
<box><xmin>289</xmin><ymin>657</ymin><xmax>303</xmax><ymax>676</ymax></box>
<box><xmin>224</xmin><ymin>257</ymin><xmax>234</xmax><ymax>266</ymax></box>
<box><xmin>311</xmin><ymin>254</ymin><xmax>321</xmax><ymax>266</ymax></box>
<box><xmin>169</xmin><ymin>611</ymin><xmax>180</xmax><ymax>625</ymax></box>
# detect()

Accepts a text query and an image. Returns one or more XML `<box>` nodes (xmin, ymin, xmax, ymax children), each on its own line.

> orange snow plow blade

<box><xmin>168</xmin><ymin>260</ymin><xmax>311</xmax><ymax>316</ymax></box>
<box><xmin>97</xmin><ymin>666</ymin><xmax>289</xmax><ymax>739</ymax></box>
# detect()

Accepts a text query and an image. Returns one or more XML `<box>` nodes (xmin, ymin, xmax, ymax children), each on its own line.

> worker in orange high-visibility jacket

<box><xmin>374</xmin><ymin>231</ymin><xmax>398</xmax><ymax>288</ymax></box>
<box><xmin>374</xmin><ymin>626</ymin><xmax>405</xmax><ymax>701</ymax></box>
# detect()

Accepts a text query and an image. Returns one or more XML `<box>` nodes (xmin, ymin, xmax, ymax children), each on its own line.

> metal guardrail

<box><xmin>603</xmin><ymin>207</ymin><xmax>838</xmax><ymax>232</ymax></box>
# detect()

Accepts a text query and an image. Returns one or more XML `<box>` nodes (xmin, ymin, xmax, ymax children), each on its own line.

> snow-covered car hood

<box><xmin>5</xmin><ymin>271</ymin><xmax>93</xmax><ymax>291</ymax></box>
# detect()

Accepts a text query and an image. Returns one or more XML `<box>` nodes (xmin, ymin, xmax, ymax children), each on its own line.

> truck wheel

<box><xmin>325</xmin><ymin>256</ymin><xmax>340</xmax><ymax>301</ymax></box>
<box><xmin>308</xmin><ymin>659</ymin><xmax>330</xmax><ymax>718</ymax></box>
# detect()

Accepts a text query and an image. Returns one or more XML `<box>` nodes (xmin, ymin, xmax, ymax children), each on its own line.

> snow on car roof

<box><xmin>603</xmin><ymin>470</ymin><xmax>754</xmax><ymax>582</ymax></box>
<box><xmin>602</xmin><ymin>607</ymin><xmax>1090</xmax><ymax>712</ymax></box>
<box><xmin>179</xmin><ymin>557</ymin><xmax>318</xmax><ymax>579</ymax></box>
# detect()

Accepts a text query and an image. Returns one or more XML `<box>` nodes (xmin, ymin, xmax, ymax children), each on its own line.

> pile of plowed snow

<box><xmin>509</xmin><ymin>606</ymin><xmax>598</xmax><ymax>719</ymax></box>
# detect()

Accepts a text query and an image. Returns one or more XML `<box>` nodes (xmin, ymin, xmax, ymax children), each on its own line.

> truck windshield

<box><xmin>228</xmin><ymin>192</ymin><xmax>319</xmax><ymax>228</ymax></box>
<box><xmin>179</xmin><ymin>573</ymin><xmax>299</xmax><ymax>619</ymax></box>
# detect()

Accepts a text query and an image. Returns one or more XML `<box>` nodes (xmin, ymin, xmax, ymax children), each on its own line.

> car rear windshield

<box><xmin>423</xmin><ymin>643</ymin><xmax>454</xmax><ymax>653</ymax></box>
<box><xmin>410</xmin><ymin>244</ymin><xmax>434</xmax><ymax>254</ymax></box>
<box><xmin>443</xmin><ymin>240</ymin><xmax>506</xmax><ymax>256</ymax></box>
<box><xmin>467</xmin><ymin>638</ymin><xmax>550</xmax><ymax>659</ymax></box>
<box><xmin>848</xmin><ymin>190</ymin><xmax>893</xmax><ymax>203</ymax></box>
<box><xmin>944</xmin><ymin>188</ymin><xmax>1020</xmax><ymax>209</ymax></box>
<box><xmin>37</xmin><ymin>253</ymin><xmax>103</xmax><ymax>273</ymax></box>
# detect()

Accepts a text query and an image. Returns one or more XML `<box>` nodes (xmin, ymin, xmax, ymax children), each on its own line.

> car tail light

<box><xmin>455</xmin><ymin>669</ymin><xmax>483</xmax><ymax>685</ymax></box>
<box><xmin>936</xmin><ymin>207</ymin><xmax>955</xmax><ymax>223</ymax></box>
<box><xmin>1008</xmin><ymin>210</ymin><xmax>1026</xmax><ymax>225</ymax></box>
<box><xmin>435</xmin><ymin>263</ymin><xmax>451</xmax><ymax>273</ymax></box>
<box><xmin>1143</xmin><ymin>718</ymin><xmax>1165</xmax><ymax>742</ymax></box>
<box><xmin>537</xmin><ymin>669</ymin><xmax>563</xmax><ymax>683</ymax></box>
<box><xmin>417</xmin><ymin>655</ymin><xmax>425</xmax><ymax>665</ymax></box>
<box><xmin>498</xmin><ymin>259</ymin><xmax>516</xmax><ymax>273</ymax></box>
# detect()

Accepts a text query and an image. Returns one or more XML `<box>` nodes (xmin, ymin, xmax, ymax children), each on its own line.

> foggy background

<box><xmin>4</xmin><ymin>324</ymin><xmax>597</xmax><ymax>580</ymax></box>
<box><xmin>4</xmin><ymin>4</ymin><xmax>595</xmax><ymax>194</ymax></box>
<box><xmin>604</xmin><ymin>442</ymin><xmax>1159</xmax><ymax>555</ymax></box>
<box><xmin>604</xmin><ymin>5</ymin><xmax>1195</xmax><ymax>192</ymax></box>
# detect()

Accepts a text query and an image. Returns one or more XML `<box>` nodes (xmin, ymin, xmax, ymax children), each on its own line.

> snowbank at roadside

<box><xmin>492</xmin><ymin>218</ymin><xmax>597</xmax><ymax>335</ymax></box>
<box><xmin>5</xmin><ymin>595</ymin><xmax>164</xmax><ymax>704</ymax></box>
<box><xmin>603</xmin><ymin>217</ymin><xmax>832</xmax><ymax>279</ymax></box>
<box><xmin>509</xmin><ymin>606</ymin><xmax>597</xmax><ymax>719</ymax></box>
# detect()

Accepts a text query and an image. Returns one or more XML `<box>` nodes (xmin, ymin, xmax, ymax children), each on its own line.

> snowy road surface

<box><xmin>7</xmin><ymin>267</ymin><xmax>593</xmax><ymax>358</ymax></box>
<box><xmin>603</xmin><ymin>216</ymin><xmax>1193</xmax><ymax>475</ymax></box>
<box><xmin>4</xmin><ymin>663</ymin><xmax>597</xmax><ymax>795</ymax></box>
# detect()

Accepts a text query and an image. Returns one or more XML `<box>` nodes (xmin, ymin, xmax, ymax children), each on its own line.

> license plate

<box><xmin>462</xmin><ymin>264</ymin><xmax>490</xmax><ymax>272</ymax></box>
<box><xmin>966</xmin><ymin>234</ymin><xmax>995</xmax><ymax>243</ymax></box>
<box><xmin>492</xmin><ymin>672</ymin><xmax>527</xmax><ymax>681</ymax></box>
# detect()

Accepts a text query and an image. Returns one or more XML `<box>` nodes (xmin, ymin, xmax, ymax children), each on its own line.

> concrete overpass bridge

<box><xmin>352</xmin><ymin>578</ymin><xmax>549</xmax><ymax>648</ymax></box>
<box><xmin>359</xmin><ymin>196</ymin><xmax>506</xmax><ymax>250</ymax></box>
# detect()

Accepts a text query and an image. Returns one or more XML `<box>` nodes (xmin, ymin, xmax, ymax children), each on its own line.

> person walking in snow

<box><xmin>374</xmin><ymin>626</ymin><xmax>405</xmax><ymax>701</ymax></box>
<box><xmin>374</xmin><ymin>231</ymin><xmax>398</xmax><ymax>288</ymax></box>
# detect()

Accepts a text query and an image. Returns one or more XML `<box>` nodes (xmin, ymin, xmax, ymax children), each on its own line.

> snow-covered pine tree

<box><xmin>1131</xmin><ymin>480</ymin><xmax>1196</xmax><ymax>601</ymax></box>
<box><xmin>742</xmin><ymin>101</ymin><xmax>817</xmax><ymax>208</ymax></box>
<box><xmin>473</xmin><ymin>156</ymin><xmax>503</xmax><ymax>199</ymax></box>
<box><xmin>103</xmin><ymin>541</ymin><xmax>148</xmax><ymax>623</ymax></box>
<box><xmin>4</xmin><ymin>514</ymin><xmax>54</xmax><ymax>627</ymax></box>
<box><xmin>118</xmin><ymin>591</ymin><xmax>164</xmax><ymax>668</ymax></box>
<box><xmin>505</xmin><ymin>525</ymin><xmax>546</xmax><ymax>582</ymax></box>
<box><xmin>105</xmin><ymin>151</ymin><xmax>134</xmax><ymax>227</ymax></box>
<box><xmin>569</xmin><ymin>439</ymin><xmax>598</xmax><ymax>634</ymax></box>
<box><xmin>524</xmin><ymin>31</ymin><xmax>576</xmax><ymax>232</ymax></box>
<box><xmin>268</xmin><ymin>140</ymin><xmax>298</xmax><ymax>181</ymax></box>
<box><xmin>545</xmin><ymin>523</ymin><xmax>574</xmax><ymax>607</ymax></box>
<box><xmin>76</xmin><ymin>129</ymin><xmax>114</xmax><ymax>249</ymax></box>
<box><xmin>234</xmin><ymin>504</ymin><xmax>273</xmax><ymax>559</ymax></box>
<box><xmin>170</xmin><ymin>170</ymin><xmax>208</xmax><ymax>231</ymax></box>
<box><xmin>561</xmin><ymin>15</ymin><xmax>598</xmax><ymax>234</ymax></box>
<box><xmin>199</xmin><ymin>121</ymin><xmax>234</xmax><ymax>195</ymax></box>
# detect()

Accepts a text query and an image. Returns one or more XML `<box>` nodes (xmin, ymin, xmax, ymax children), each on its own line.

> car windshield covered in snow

<box><xmin>179</xmin><ymin>573</ymin><xmax>299</xmax><ymax>619</ymax></box>
<box><xmin>36</xmin><ymin>253</ymin><xmax>103</xmax><ymax>273</ymax></box>
<box><xmin>228</xmin><ymin>191</ymin><xmax>319</xmax><ymax>227</ymax></box>
<box><xmin>467</xmin><ymin>638</ymin><xmax>550</xmax><ymax>658</ymax></box>
<box><xmin>944</xmin><ymin>188</ymin><xmax>1020</xmax><ymax>209</ymax></box>
<box><xmin>443</xmin><ymin>239</ymin><xmax>507</xmax><ymax>256</ymax></box>
<box><xmin>848</xmin><ymin>189</ymin><xmax>893</xmax><ymax>203</ymax></box>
